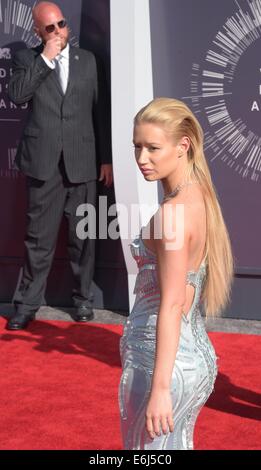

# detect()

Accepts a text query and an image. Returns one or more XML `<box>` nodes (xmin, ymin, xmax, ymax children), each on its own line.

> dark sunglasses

<box><xmin>44</xmin><ymin>19</ymin><xmax>67</xmax><ymax>34</ymax></box>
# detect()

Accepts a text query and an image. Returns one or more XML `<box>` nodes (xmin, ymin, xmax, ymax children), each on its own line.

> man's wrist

<box><xmin>41</xmin><ymin>53</ymin><xmax>55</xmax><ymax>69</ymax></box>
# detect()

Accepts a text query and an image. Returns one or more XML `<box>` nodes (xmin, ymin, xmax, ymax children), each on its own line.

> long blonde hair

<box><xmin>134</xmin><ymin>97</ymin><xmax>234</xmax><ymax>317</ymax></box>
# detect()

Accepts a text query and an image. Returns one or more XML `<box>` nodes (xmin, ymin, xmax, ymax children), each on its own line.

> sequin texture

<box><xmin>118</xmin><ymin>234</ymin><xmax>218</xmax><ymax>450</ymax></box>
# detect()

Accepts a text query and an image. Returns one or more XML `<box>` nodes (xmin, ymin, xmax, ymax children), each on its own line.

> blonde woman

<box><xmin>119</xmin><ymin>98</ymin><xmax>234</xmax><ymax>450</ymax></box>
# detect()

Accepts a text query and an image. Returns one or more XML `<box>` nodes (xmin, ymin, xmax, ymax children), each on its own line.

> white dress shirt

<box><xmin>41</xmin><ymin>43</ymin><xmax>69</xmax><ymax>93</ymax></box>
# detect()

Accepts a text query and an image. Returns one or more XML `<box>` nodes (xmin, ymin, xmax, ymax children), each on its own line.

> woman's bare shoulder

<box><xmin>165</xmin><ymin>183</ymin><xmax>205</xmax><ymax>223</ymax></box>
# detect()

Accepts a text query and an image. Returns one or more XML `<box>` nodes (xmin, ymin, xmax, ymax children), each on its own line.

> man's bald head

<box><xmin>33</xmin><ymin>1</ymin><xmax>69</xmax><ymax>49</ymax></box>
<box><xmin>33</xmin><ymin>2</ymin><xmax>63</xmax><ymax>27</ymax></box>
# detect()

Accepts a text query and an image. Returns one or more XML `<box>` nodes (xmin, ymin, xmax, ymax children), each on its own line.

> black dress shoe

<box><xmin>6</xmin><ymin>313</ymin><xmax>35</xmax><ymax>331</ymax></box>
<box><xmin>72</xmin><ymin>306</ymin><xmax>94</xmax><ymax>322</ymax></box>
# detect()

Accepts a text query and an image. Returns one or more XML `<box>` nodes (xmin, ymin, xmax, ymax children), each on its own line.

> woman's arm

<box><xmin>145</xmin><ymin>201</ymin><xmax>191</xmax><ymax>438</ymax></box>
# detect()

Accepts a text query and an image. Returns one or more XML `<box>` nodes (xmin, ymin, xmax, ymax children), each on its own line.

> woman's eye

<box><xmin>133</xmin><ymin>145</ymin><xmax>159</xmax><ymax>151</ymax></box>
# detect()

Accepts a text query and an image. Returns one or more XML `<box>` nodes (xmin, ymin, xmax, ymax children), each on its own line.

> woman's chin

<box><xmin>143</xmin><ymin>174</ymin><xmax>157</xmax><ymax>182</ymax></box>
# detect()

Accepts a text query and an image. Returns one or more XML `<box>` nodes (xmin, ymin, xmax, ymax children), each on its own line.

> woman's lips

<box><xmin>140</xmin><ymin>168</ymin><xmax>154</xmax><ymax>175</ymax></box>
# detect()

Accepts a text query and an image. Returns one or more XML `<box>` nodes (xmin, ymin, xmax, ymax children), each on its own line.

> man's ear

<box><xmin>34</xmin><ymin>26</ymin><xmax>40</xmax><ymax>38</ymax></box>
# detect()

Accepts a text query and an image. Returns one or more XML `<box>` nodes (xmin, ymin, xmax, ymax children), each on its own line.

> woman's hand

<box><xmin>145</xmin><ymin>388</ymin><xmax>174</xmax><ymax>439</ymax></box>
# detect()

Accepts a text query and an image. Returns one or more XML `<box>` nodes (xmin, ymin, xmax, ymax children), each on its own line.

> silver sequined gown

<box><xmin>119</xmin><ymin>234</ymin><xmax>217</xmax><ymax>450</ymax></box>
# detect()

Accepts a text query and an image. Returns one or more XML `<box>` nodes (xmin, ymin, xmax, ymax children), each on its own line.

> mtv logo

<box><xmin>0</xmin><ymin>48</ymin><xmax>11</xmax><ymax>59</ymax></box>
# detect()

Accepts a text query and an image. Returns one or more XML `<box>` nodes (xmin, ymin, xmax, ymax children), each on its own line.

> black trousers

<box><xmin>14</xmin><ymin>155</ymin><xmax>96</xmax><ymax>315</ymax></box>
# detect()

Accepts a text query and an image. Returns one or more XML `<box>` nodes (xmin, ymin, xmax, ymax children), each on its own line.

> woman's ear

<box><xmin>178</xmin><ymin>137</ymin><xmax>190</xmax><ymax>156</ymax></box>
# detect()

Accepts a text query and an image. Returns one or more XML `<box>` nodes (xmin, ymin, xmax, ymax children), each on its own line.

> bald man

<box><xmin>7</xmin><ymin>2</ymin><xmax>113</xmax><ymax>330</ymax></box>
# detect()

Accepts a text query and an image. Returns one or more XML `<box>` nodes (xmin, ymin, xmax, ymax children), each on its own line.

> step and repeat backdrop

<box><xmin>0</xmin><ymin>0</ymin><xmax>82</xmax><ymax>306</ymax></box>
<box><xmin>148</xmin><ymin>0</ymin><xmax>261</xmax><ymax>319</ymax></box>
<box><xmin>150</xmin><ymin>0</ymin><xmax>261</xmax><ymax>271</ymax></box>
<box><xmin>0</xmin><ymin>0</ymin><xmax>260</xmax><ymax>317</ymax></box>
<box><xmin>0</xmin><ymin>0</ymin><xmax>128</xmax><ymax>310</ymax></box>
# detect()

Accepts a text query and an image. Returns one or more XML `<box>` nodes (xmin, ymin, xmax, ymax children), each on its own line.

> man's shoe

<box><xmin>72</xmin><ymin>306</ymin><xmax>94</xmax><ymax>322</ymax></box>
<box><xmin>6</xmin><ymin>313</ymin><xmax>35</xmax><ymax>331</ymax></box>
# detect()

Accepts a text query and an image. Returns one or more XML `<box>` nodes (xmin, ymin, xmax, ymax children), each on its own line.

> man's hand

<box><xmin>99</xmin><ymin>164</ymin><xmax>113</xmax><ymax>188</ymax></box>
<box><xmin>42</xmin><ymin>37</ymin><xmax>62</xmax><ymax>61</ymax></box>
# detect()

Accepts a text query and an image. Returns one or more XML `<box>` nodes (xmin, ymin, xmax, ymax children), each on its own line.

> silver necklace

<box><xmin>162</xmin><ymin>181</ymin><xmax>196</xmax><ymax>202</ymax></box>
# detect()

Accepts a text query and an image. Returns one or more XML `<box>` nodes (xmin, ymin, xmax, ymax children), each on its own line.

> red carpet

<box><xmin>0</xmin><ymin>317</ymin><xmax>260</xmax><ymax>450</ymax></box>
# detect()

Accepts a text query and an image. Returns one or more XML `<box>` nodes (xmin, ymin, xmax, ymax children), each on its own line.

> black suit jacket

<box><xmin>8</xmin><ymin>45</ymin><xmax>111</xmax><ymax>182</ymax></box>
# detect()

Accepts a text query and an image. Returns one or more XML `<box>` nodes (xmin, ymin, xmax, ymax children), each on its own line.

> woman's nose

<box><xmin>137</xmin><ymin>148</ymin><xmax>148</xmax><ymax>164</ymax></box>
